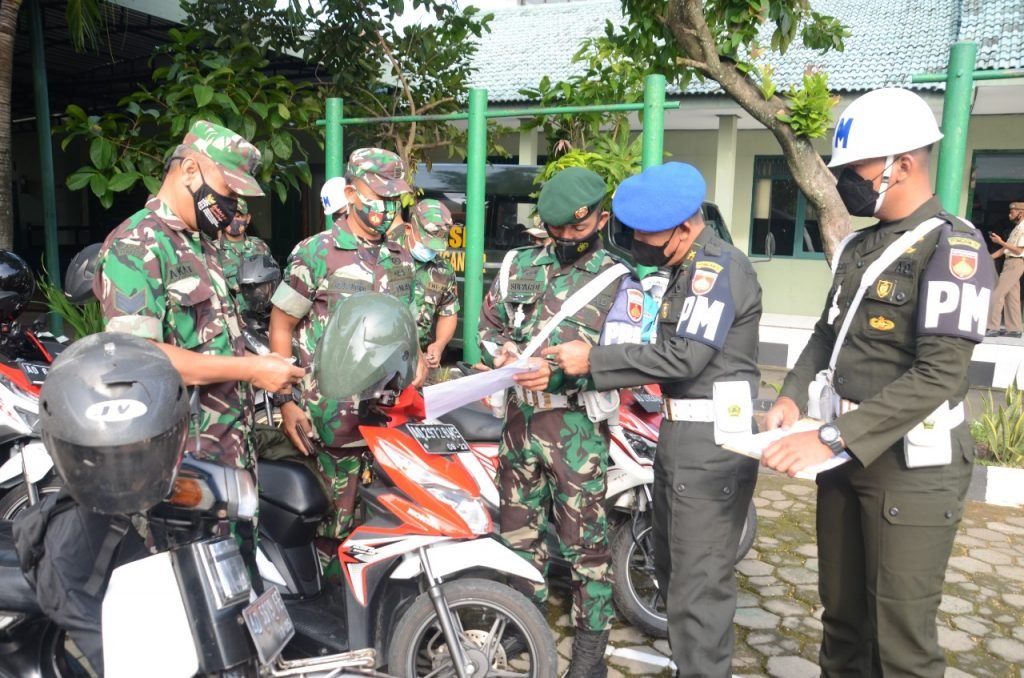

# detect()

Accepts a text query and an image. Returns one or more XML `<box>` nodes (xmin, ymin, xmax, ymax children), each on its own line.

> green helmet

<box><xmin>314</xmin><ymin>292</ymin><xmax>419</xmax><ymax>404</ymax></box>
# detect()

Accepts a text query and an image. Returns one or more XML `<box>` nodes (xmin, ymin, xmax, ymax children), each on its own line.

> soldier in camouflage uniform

<box><xmin>478</xmin><ymin>167</ymin><xmax>633</xmax><ymax>678</ymax></box>
<box><xmin>395</xmin><ymin>199</ymin><xmax>460</xmax><ymax>365</ymax></box>
<box><xmin>94</xmin><ymin>120</ymin><xmax>304</xmax><ymax>469</ymax></box>
<box><xmin>269</xmin><ymin>148</ymin><xmax>419</xmax><ymax>541</ymax></box>
<box><xmin>218</xmin><ymin>198</ymin><xmax>273</xmax><ymax>318</ymax></box>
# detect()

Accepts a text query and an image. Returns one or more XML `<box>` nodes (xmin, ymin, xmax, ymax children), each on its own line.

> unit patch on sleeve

<box><xmin>675</xmin><ymin>253</ymin><xmax>736</xmax><ymax>350</ymax></box>
<box><xmin>918</xmin><ymin>226</ymin><xmax>995</xmax><ymax>341</ymax></box>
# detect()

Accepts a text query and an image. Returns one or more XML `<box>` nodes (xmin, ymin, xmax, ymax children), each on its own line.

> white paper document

<box><xmin>424</xmin><ymin>362</ymin><xmax>535</xmax><ymax>420</ymax></box>
<box><xmin>722</xmin><ymin>418</ymin><xmax>851</xmax><ymax>480</ymax></box>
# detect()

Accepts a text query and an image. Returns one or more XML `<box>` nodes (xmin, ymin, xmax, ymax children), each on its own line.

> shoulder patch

<box><xmin>675</xmin><ymin>248</ymin><xmax>736</xmax><ymax>350</ymax></box>
<box><xmin>918</xmin><ymin>223</ymin><xmax>996</xmax><ymax>342</ymax></box>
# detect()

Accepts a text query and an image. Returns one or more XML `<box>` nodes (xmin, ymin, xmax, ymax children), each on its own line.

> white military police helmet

<box><xmin>320</xmin><ymin>176</ymin><xmax>348</xmax><ymax>215</ymax></box>
<box><xmin>828</xmin><ymin>88</ymin><xmax>943</xmax><ymax>168</ymax></box>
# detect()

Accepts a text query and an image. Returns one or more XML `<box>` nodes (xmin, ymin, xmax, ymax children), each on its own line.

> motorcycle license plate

<box><xmin>633</xmin><ymin>390</ymin><xmax>662</xmax><ymax>413</ymax></box>
<box><xmin>242</xmin><ymin>587</ymin><xmax>295</xmax><ymax>665</ymax></box>
<box><xmin>406</xmin><ymin>422</ymin><xmax>471</xmax><ymax>454</ymax></box>
<box><xmin>18</xmin><ymin>361</ymin><xmax>49</xmax><ymax>385</ymax></box>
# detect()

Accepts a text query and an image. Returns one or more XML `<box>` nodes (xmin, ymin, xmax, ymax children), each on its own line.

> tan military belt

<box><xmin>514</xmin><ymin>386</ymin><xmax>574</xmax><ymax>411</ymax></box>
<box><xmin>661</xmin><ymin>398</ymin><xmax>715</xmax><ymax>422</ymax></box>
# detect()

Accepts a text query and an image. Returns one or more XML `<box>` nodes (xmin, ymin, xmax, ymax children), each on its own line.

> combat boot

<box><xmin>562</xmin><ymin>629</ymin><xmax>609</xmax><ymax>678</ymax></box>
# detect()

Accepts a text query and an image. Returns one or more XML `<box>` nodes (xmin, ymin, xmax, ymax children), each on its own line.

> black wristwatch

<box><xmin>818</xmin><ymin>423</ymin><xmax>845</xmax><ymax>455</ymax></box>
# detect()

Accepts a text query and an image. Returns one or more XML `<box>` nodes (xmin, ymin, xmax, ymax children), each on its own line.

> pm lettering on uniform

<box><xmin>677</xmin><ymin>295</ymin><xmax>725</xmax><ymax>345</ymax></box>
<box><xmin>922</xmin><ymin>281</ymin><xmax>990</xmax><ymax>338</ymax></box>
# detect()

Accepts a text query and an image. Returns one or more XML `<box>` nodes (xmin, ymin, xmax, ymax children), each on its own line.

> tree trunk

<box><xmin>0</xmin><ymin>0</ymin><xmax>23</xmax><ymax>251</ymax></box>
<box><xmin>667</xmin><ymin>0</ymin><xmax>849</xmax><ymax>263</ymax></box>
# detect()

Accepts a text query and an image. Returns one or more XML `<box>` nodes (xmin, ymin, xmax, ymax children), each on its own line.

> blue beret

<box><xmin>612</xmin><ymin>162</ymin><xmax>707</xmax><ymax>233</ymax></box>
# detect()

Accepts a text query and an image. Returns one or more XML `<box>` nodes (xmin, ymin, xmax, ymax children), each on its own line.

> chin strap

<box><xmin>874</xmin><ymin>154</ymin><xmax>896</xmax><ymax>215</ymax></box>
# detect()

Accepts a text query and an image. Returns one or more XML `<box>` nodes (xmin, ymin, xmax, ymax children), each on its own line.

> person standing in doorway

<box><xmin>987</xmin><ymin>201</ymin><xmax>1024</xmax><ymax>337</ymax></box>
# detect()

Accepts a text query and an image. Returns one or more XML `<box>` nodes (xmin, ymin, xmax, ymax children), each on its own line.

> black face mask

<box><xmin>191</xmin><ymin>168</ymin><xmax>239</xmax><ymax>240</ymax></box>
<box><xmin>547</xmin><ymin>227</ymin><xmax>601</xmax><ymax>265</ymax></box>
<box><xmin>631</xmin><ymin>228</ymin><xmax>679</xmax><ymax>268</ymax></box>
<box><xmin>835</xmin><ymin>167</ymin><xmax>880</xmax><ymax>217</ymax></box>
<box><xmin>225</xmin><ymin>215</ymin><xmax>248</xmax><ymax>238</ymax></box>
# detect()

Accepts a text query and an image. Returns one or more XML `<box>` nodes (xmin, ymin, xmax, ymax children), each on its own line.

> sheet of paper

<box><xmin>722</xmin><ymin>418</ymin><xmax>851</xmax><ymax>480</ymax></box>
<box><xmin>424</xmin><ymin>361</ymin><xmax>534</xmax><ymax>420</ymax></box>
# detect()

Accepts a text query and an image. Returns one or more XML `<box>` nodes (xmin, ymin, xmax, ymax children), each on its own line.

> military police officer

<box><xmin>94</xmin><ymin>120</ymin><xmax>304</xmax><ymax>469</ymax></box>
<box><xmin>479</xmin><ymin>167</ymin><xmax>642</xmax><ymax>678</ymax></box>
<box><xmin>268</xmin><ymin>148</ymin><xmax>420</xmax><ymax>543</ymax></box>
<box><xmin>762</xmin><ymin>88</ymin><xmax>996</xmax><ymax>677</ymax></box>
<box><xmin>219</xmin><ymin>198</ymin><xmax>273</xmax><ymax>318</ymax></box>
<box><xmin>548</xmin><ymin>162</ymin><xmax>762</xmax><ymax>678</ymax></box>
<box><xmin>398</xmin><ymin>199</ymin><xmax>460</xmax><ymax>367</ymax></box>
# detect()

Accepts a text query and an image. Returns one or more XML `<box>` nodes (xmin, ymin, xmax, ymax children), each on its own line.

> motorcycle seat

<box><xmin>438</xmin><ymin>402</ymin><xmax>503</xmax><ymax>442</ymax></box>
<box><xmin>0</xmin><ymin>520</ymin><xmax>41</xmax><ymax>614</ymax></box>
<box><xmin>259</xmin><ymin>460</ymin><xmax>330</xmax><ymax>516</ymax></box>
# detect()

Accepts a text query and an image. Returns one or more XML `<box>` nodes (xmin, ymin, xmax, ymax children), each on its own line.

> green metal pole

<box><xmin>325</xmin><ymin>98</ymin><xmax>344</xmax><ymax>179</ymax></box>
<box><xmin>912</xmin><ymin>68</ymin><xmax>1024</xmax><ymax>83</ymax></box>
<box><xmin>935</xmin><ymin>42</ymin><xmax>978</xmax><ymax>215</ymax></box>
<box><xmin>641</xmin><ymin>74</ymin><xmax>667</xmax><ymax>169</ymax></box>
<box><xmin>29</xmin><ymin>0</ymin><xmax>61</xmax><ymax>334</ymax></box>
<box><xmin>461</xmin><ymin>89</ymin><xmax>488</xmax><ymax>364</ymax></box>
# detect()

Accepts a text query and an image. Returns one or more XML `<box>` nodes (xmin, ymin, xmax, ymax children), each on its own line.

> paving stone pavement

<box><xmin>547</xmin><ymin>470</ymin><xmax>1024</xmax><ymax>677</ymax></box>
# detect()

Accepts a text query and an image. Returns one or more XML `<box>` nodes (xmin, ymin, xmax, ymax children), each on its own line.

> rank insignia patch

<box><xmin>626</xmin><ymin>289</ymin><xmax>644</xmax><ymax>322</ymax></box>
<box><xmin>949</xmin><ymin>248</ymin><xmax>978</xmax><ymax>281</ymax></box>
<box><xmin>869</xmin><ymin>316</ymin><xmax>895</xmax><ymax>331</ymax></box>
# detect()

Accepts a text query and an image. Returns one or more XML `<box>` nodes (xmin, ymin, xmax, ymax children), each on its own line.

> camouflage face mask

<box><xmin>351</xmin><ymin>188</ymin><xmax>400</xmax><ymax>234</ymax></box>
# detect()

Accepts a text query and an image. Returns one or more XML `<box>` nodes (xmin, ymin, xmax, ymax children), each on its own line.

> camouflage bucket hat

<box><xmin>411</xmin><ymin>199</ymin><xmax>453</xmax><ymax>252</ymax></box>
<box><xmin>183</xmin><ymin>120</ymin><xmax>264</xmax><ymax>197</ymax></box>
<box><xmin>346</xmin><ymin>148</ymin><xmax>412</xmax><ymax>197</ymax></box>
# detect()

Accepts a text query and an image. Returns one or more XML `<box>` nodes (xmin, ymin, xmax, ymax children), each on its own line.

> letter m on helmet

<box><xmin>834</xmin><ymin>117</ymin><xmax>854</xmax><ymax>149</ymax></box>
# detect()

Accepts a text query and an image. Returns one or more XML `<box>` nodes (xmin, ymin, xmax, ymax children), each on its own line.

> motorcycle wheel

<box><xmin>609</xmin><ymin>499</ymin><xmax>759</xmax><ymax>639</ymax></box>
<box><xmin>0</xmin><ymin>477</ymin><xmax>63</xmax><ymax>520</ymax></box>
<box><xmin>387</xmin><ymin>577</ymin><xmax>557</xmax><ymax>678</ymax></box>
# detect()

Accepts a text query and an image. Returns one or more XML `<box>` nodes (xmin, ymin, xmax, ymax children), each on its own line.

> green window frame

<box><xmin>749</xmin><ymin>156</ymin><xmax>826</xmax><ymax>259</ymax></box>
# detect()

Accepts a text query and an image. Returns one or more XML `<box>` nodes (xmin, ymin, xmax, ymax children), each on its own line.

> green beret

<box><xmin>537</xmin><ymin>167</ymin><xmax>606</xmax><ymax>227</ymax></box>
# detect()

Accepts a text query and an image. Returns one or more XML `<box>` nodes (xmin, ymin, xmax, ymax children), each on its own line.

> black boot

<box><xmin>563</xmin><ymin>629</ymin><xmax>609</xmax><ymax>678</ymax></box>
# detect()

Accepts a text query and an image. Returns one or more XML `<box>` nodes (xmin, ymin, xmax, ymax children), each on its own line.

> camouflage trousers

<box><xmin>316</xmin><ymin>451</ymin><xmax>363</xmax><ymax>541</ymax></box>
<box><xmin>499</xmin><ymin>399</ymin><xmax>615</xmax><ymax>632</ymax></box>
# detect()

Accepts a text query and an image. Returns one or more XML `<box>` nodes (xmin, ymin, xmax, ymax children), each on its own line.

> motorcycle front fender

<box><xmin>389</xmin><ymin>536</ymin><xmax>545</xmax><ymax>584</ymax></box>
<box><xmin>0</xmin><ymin>441</ymin><xmax>52</xmax><ymax>486</ymax></box>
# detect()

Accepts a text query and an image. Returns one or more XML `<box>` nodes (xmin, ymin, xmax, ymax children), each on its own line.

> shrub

<box><xmin>974</xmin><ymin>381</ymin><xmax>1024</xmax><ymax>468</ymax></box>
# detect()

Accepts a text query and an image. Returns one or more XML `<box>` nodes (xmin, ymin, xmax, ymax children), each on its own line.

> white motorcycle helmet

<box><xmin>320</xmin><ymin>176</ymin><xmax>348</xmax><ymax>215</ymax></box>
<box><xmin>828</xmin><ymin>88</ymin><xmax>943</xmax><ymax>169</ymax></box>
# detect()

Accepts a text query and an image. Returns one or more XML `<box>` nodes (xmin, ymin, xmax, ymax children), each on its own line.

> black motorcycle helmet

<box><xmin>64</xmin><ymin>243</ymin><xmax>102</xmax><ymax>304</ymax></box>
<box><xmin>314</xmin><ymin>292</ymin><xmax>418</xmax><ymax>405</ymax></box>
<box><xmin>39</xmin><ymin>332</ymin><xmax>189</xmax><ymax>514</ymax></box>
<box><xmin>0</xmin><ymin>251</ymin><xmax>35</xmax><ymax>322</ymax></box>
<box><xmin>237</xmin><ymin>253</ymin><xmax>280</xmax><ymax>317</ymax></box>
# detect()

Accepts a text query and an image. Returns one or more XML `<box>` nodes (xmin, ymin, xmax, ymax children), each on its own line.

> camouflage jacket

<box><xmin>271</xmin><ymin>215</ymin><xmax>415</xmax><ymax>447</ymax></box>
<box><xmin>93</xmin><ymin>196</ymin><xmax>253</xmax><ymax>468</ymax></box>
<box><xmin>413</xmin><ymin>257</ymin><xmax>460</xmax><ymax>349</ymax></box>
<box><xmin>218</xmin><ymin>235</ymin><xmax>272</xmax><ymax>317</ymax></box>
<box><xmin>478</xmin><ymin>244</ymin><xmax>626</xmax><ymax>394</ymax></box>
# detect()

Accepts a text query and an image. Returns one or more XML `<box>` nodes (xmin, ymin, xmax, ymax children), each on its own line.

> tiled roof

<box><xmin>960</xmin><ymin>0</ymin><xmax>1024</xmax><ymax>70</ymax></box>
<box><xmin>469</xmin><ymin>0</ymin><xmax>1019</xmax><ymax>102</ymax></box>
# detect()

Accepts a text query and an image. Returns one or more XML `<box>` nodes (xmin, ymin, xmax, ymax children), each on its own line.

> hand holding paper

<box><xmin>424</xmin><ymin>360</ymin><xmax>535</xmax><ymax>420</ymax></box>
<box><xmin>723</xmin><ymin>417</ymin><xmax>850</xmax><ymax>480</ymax></box>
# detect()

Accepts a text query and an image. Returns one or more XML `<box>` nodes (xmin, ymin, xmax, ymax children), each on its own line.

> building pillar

<box><xmin>517</xmin><ymin>123</ymin><xmax>538</xmax><ymax>225</ymax></box>
<box><xmin>714</xmin><ymin>114</ymin><xmax>739</xmax><ymax>213</ymax></box>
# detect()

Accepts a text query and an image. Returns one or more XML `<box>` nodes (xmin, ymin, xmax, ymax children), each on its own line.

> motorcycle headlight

<box><xmin>197</xmin><ymin>539</ymin><xmax>251</xmax><ymax>609</ymax></box>
<box><xmin>424</xmin><ymin>485</ymin><xmax>491</xmax><ymax>536</ymax></box>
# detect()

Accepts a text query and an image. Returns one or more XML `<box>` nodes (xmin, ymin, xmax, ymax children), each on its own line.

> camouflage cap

<box><xmin>411</xmin><ymin>199</ymin><xmax>453</xmax><ymax>252</ymax></box>
<box><xmin>346</xmin><ymin>148</ymin><xmax>412</xmax><ymax>198</ymax></box>
<box><xmin>537</xmin><ymin>167</ymin><xmax>606</xmax><ymax>227</ymax></box>
<box><xmin>524</xmin><ymin>224</ymin><xmax>548</xmax><ymax>239</ymax></box>
<box><xmin>236</xmin><ymin>198</ymin><xmax>249</xmax><ymax>215</ymax></box>
<box><xmin>183</xmin><ymin>120</ymin><xmax>264</xmax><ymax>197</ymax></box>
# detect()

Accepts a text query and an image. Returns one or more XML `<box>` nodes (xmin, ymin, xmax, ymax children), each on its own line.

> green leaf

<box><xmin>271</xmin><ymin>133</ymin><xmax>293</xmax><ymax>160</ymax></box>
<box><xmin>277</xmin><ymin>104</ymin><xmax>290</xmax><ymax>121</ymax></box>
<box><xmin>89</xmin><ymin>137</ymin><xmax>116</xmax><ymax>170</ymax></box>
<box><xmin>89</xmin><ymin>173</ymin><xmax>108</xmax><ymax>199</ymax></box>
<box><xmin>193</xmin><ymin>84</ymin><xmax>215</xmax><ymax>108</ymax></box>
<box><xmin>108</xmin><ymin>172</ymin><xmax>140</xmax><ymax>192</ymax></box>
<box><xmin>66</xmin><ymin>169</ymin><xmax>96</xmax><ymax>191</ymax></box>
<box><xmin>142</xmin><ymin>175</ymin><xmax>162</xmax><ymax>195</ymax></box>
